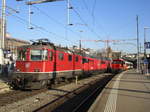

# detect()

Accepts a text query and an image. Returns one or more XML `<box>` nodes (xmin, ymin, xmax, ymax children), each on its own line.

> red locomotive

<box><xmin>10</xmin><ymin>39</ymin><xmax>111</xmax><ymax>89</ymax></box>
<box><xmin>111</xmin><ymin>59</ymin><xmax>132</xmax><ymax>73</ymax></box>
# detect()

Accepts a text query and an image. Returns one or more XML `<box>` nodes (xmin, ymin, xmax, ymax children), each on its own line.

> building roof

<box><xmin>5</xmin><ymin>35</ymin><xmax>30</xmax><ymax>44</ymax></box>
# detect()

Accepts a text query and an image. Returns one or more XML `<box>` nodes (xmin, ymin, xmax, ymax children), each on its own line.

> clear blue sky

<box><xmin>4</xmin><ymin>0</ymin><xmax>150</xmax><ymax>53</ymax></box>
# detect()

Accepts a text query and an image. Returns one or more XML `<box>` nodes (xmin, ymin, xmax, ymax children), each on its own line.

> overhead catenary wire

<box><xmin>6</xmin><ymin>9</ymin><xmax>78</xmax><ymax>46</ymax></box>
<box><xmin>7</xmin><ymin>1</ymin><xmax>105</xmax><ymax>49</ymax></box>
<box><xmin>81</xmin><ymin>0</ymin><xmax>110</xmax><ymax>37</ymax></box>
<box><xmin>70</xmin><ymin>1</ymin><xmax>103</xmax><ymax>39</ymax></box>
<box><xmin>91</xmin><ymin>0</ymin><xmax>97</xmax><ymax>25</ymax></box>
<box><xmin>71</xmin><ymin>7</ymin><xmax>102</xmax><ymax>39</ymax></box>
<box><xmin>32</xmin><ymin>5</ymin><xmax>82</xmax><ymax>39</ymax></box>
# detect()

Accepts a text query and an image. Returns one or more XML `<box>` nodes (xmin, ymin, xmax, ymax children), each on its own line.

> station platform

<box><xmin>88</xmin><ymin>69</ymin><xmax>150</xmax><ymax>112</ymax></box>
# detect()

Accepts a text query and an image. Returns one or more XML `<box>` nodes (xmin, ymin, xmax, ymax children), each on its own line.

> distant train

<box><xmin>111</xmin><ymin>59</ymin><xmax>133</xmax><ymax>74</ymax></box>
<box><xmin>10</xmin><ymin>39</ymin><xmax>112</xmax><ymax>89</ymax></box>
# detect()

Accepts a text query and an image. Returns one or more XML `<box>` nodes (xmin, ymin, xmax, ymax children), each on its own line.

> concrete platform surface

<box><xmin>88</xmin><ymin>69</ymin><xmax>150</xmax><ymax>112</ymax></box>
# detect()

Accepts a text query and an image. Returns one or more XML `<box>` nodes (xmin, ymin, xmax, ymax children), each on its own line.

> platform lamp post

<box><xmin>144</xmin><ymin>27</ymin><xmax>150</xmax><ymax>75</ymax></box>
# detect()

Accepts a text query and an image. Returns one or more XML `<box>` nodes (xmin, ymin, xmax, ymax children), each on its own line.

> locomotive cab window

<box><xmin>17</xmin><ymin>49</ymin><xmax>26</xmax><ymax>61</ymax></box>
<box><xmin>49</xmin><ymin>51</ymin><xmax>53</xmax><ymax>61</ymax></box>
<box><xmin>43</xmin><ymin>50</ymin><xmax>48</xmax><ymax>60</ymax></box>
<box><xmin>68</xmin><ymin>55</ymin><xmax>72</xmax><ymax>61</ymax></box>
<box><xmin>30</xmin><ymin>49</ymin><xmax>48</xmax><ymax>61</ymax></box>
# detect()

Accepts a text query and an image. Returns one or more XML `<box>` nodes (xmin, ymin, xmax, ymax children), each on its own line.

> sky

<box><xmin>2</xmin><ymin>0</ymin><xmax>150</xmax><ymax>53</ymax></box>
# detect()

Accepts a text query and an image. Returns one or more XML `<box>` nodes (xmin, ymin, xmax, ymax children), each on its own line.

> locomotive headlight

<box><xmin>34</xmin><ymin>69</ymin><xmax>40</xmax><ymax>72</ymax></box>
<box><xmin>16</xmin><ymin>69</ymin><xmax>20</xmax><ymax>72</ymax></box>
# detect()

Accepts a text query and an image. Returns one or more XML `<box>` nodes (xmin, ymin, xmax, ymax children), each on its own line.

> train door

<box><xmin>82</xmin><ymin>57</ymin><xmax>89</xmax><ymax>73</ymax></box>
<box><xmin>67</xmin><ymin>53</ymin><xmax>73</xmax><ymax>73</ymax></box>
<box><xmin>74</xmin><ymin>55</ymin><xmax>82</xmax><ymax>75</ymax></box>
<box><xmin>47</xmin><ymin>50</ymin><xmax>55</xmax><ymax>72</ymax></box>
<box><xmin>56</xmin><ymin>51</ymin><xmax>64</xmax><ymax>71</ymax></box>
<box><xmin>89</xmin><ymin>59</ymin><xmax>94</xmax><ymax>72</ymax></box>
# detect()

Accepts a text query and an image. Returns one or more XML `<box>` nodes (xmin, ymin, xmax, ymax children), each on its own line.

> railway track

<box><xmin>71</xmin><ymin>76</ymin><xmax>110</xmax><ymax>112</ymax></box>
<box><xmin>0</xmin><ymin>89</ymin><xmax>47</xmax><ymax>107</ymax></box>
<box><xmin>33</xmin><ymin>74</ymin><xmax>113</xmax><ymax>112</ymax></box>
<box><xmin>0</xmin><ymin>76</ymin><xmax>75</xmax><ymax>107</ymax></box>
<box><xmin>0</xmin><ymin>73</ymin><xmax>114</xmax><ymax>112</ymax></box>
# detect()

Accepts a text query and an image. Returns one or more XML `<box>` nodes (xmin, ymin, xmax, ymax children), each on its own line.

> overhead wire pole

<box><xmin>67</xmin><ymin>0</ymin><xmax>70</xmax><ymax>25</ymax></box>
<box><xmin>18</xmin><ymin>0</ymin><xmax>65</xmax><ymax>29</ymax></box>
<box><xmin>136</xmin><ymin>15</ymin><xmax>140</xmax><ymax>73</ymax></box>
<box><xmin>65</xmin><ymin>0</ymin><xmax>70</xmax><ymax>48</ymax></box>
<box><xmin>28</xmin><ymin>0</ymin><xmax>32</xmax><ymax>29</ymax></box>
<box><xmin>144</xmin><ymin>27</ymin><xmax>150</xmax><ymax>58</ymax></box>
<box><xmin>144</xmin><ymin>27</ymin><xmax>146</xmax><ymax>57</ymax></box>
<box><xmin>1</xmin><ymin>0</ymin><xmax>6</xmax><ymax>49</ymax></box>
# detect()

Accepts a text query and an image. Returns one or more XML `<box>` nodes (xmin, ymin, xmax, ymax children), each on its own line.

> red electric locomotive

<box><xmin>111</xmin><ymin>59</ymin><xmax>127</xmax><ymax>73</ymax></box>
<box><xmin>10</xmin><ymin>39</ymin><xmax>111</xmax><ymax>89</ymax></box>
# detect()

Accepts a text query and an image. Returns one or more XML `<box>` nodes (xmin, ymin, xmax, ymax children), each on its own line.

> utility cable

<box><xmin>6</xmin><ymin>10</ymin><xmax>78</xmax><ymax>45</ymax></box>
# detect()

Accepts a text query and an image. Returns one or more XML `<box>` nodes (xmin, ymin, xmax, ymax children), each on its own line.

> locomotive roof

<box><xmin>18</xmin><ymin>44</ymin><xmax>111</xmax><ymax>60</ymax></box>
<box><xmin>17</xmin><ymin>39</ymin><xmax>111</xmax><ymax>60</ymax></box>
<box><xmin>18</xmin><ymin>43</ymin><xmax>75</xmax><ymax>54</ymax></box>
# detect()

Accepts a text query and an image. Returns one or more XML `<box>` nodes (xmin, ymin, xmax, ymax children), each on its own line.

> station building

<box><xmin>4</xmin><ymin>33</ymin><xmax>30</xmax><ymax>57</ymax></box>
<box><xmin>0</xmin><ymin>33</ymin><xmax>30</xmax><ymax>63</ymax></box>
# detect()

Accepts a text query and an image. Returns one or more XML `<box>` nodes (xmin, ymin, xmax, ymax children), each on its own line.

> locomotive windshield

<box><xmin>112</xmin><ymin>61</ymin><xmax>124</xmax><ymax>64</ymax></box>
<box><xmin>30</xmin><ymin>49</ymin><xmax>48</xmax><ymax>61</ymax></box>
<box><xmin>17</xmin><ymin>49</ymin><xmax>27</xmax><ymax>61</ymax></box>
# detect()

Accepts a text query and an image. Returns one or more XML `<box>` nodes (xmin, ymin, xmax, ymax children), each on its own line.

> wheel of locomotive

<box><xmin>40</xmin><ymin>80</ymin><xmax>48</xmax><ymax>89</ymax></box>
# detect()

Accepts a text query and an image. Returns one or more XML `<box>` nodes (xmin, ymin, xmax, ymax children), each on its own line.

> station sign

<box><xmin>144</xmin><ymin>42</ymin><xmax>150</xmax><ymax>49</ymax></box>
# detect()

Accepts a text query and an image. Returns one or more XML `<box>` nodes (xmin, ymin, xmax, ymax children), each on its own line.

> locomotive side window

<box><xmin>68</xmin><ymin>55</ymin><xmax>72</xmax><ymax>61</ymax></box>
<box><xmin>49</xmin><ymin>51</ymin><xmax>53</xmax><ymax>61</ymax></box>
<box><xmin>82</xmin><ymin>58</ymin><xmax>88</xmax><ymax>63</ymax></box>
<box><xmin>17</xmin><ymin>50</ymin><xmax>26</xmax><ymax>61</ymax></box>
<box><xmin>112</xmin><ymin>61</ymin><xmax>123</xmax><ymax>64</ymax></box>
<box><xmin>101</xmin><ymin>61</ymin><xmax>105</xmax><ymax>64</ymax></box>
<box><xmin>75</xmin><ymin>56</ymin><xmax>78</xmax><ymax>62</ymax></box>
<box><xmin>59</xmin><ymin>53</ymin><xmax>64</xmax><ymax>60</ymax></box>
